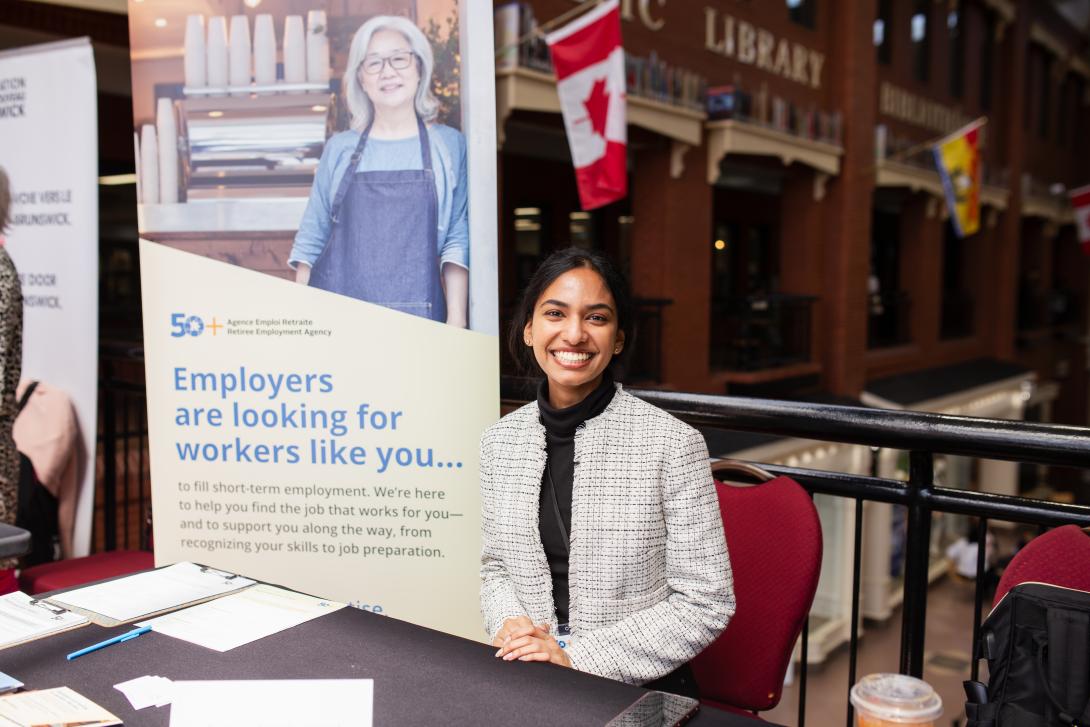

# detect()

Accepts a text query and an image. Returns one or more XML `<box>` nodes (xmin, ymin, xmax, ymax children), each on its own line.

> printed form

<box><xmin>142</xmin><ymin>584</ymin><xmax>345</xmax><ymax>651</ymax></box>
<box><xmin>0</xmin><ymin>591</ymin><xmax>88</xmax><ymax>649</ymax></box>
<box><xmin>0</xmin><ymin>687</ymin><xmax>120</xmax><ymax>727</ymax></box>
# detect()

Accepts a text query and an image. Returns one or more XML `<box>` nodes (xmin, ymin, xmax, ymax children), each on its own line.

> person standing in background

<box><xmin>0</xmin><ymin>166</ymin><xmax>24</xmax><ymax>568</ymax></box>
<box><xmin>290</xmin><ymin>15</ymin><xmax>469</xmax><ymax>327</ymax></box>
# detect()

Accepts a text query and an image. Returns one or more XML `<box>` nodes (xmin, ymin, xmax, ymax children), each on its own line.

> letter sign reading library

<box><xmin>570</xmin><ymin>0</ymin><xmax>666</xmax><ymax>31</ymax></box>
<box><xmin>703</xmin><ymin>7</ymin><xmax>825</xmax><ymax>90</ymax></box>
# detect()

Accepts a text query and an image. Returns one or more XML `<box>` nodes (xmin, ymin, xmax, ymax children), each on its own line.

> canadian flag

<box><xmin>1070</xmin><ymin>184</ymin><xmax>1090</xmax><ymax>256</ymax></box>
<box><xmin>547</xmin><ymin>0</ymin><xmax>627</xmax><ymax>211</ymax></box>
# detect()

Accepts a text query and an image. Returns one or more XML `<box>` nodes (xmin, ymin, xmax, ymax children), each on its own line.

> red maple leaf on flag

<box><xmin>583</xmin><ymin>77</ymin><xmax>610</xmax><ymax>138</ymax></box>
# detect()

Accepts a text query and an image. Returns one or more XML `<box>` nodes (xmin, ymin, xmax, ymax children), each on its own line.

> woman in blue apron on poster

<box><xmin>290</xmin><ymin>15</ymin><xmax>469</xmax><ymax>327</ymax></box>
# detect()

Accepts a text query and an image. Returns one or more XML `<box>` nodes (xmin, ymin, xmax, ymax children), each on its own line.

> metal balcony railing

<box><xmin>98</xmin><ymin>361</ymin><xmax>1090</xmax><ymax>727</ymax></box>
<box><xmin>710</xmin><ymin>294</ymin><xmax>816</xmax><ymax>372</ymax></box>
<box><xmin>500</xmin><ymin>378</ymin><xmax>1090</xmax><ymax>726</ymax></box>
<box><xmin>619</xmin><ymin>387</ymin><xmax>1090</xmax><ymax>727</ymax></box>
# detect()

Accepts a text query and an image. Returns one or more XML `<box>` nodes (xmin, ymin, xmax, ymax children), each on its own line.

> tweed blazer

<box><xmin>479</xmin><ymin>385</ymin><xmax>735</xmax><ymax>685</ymax></box>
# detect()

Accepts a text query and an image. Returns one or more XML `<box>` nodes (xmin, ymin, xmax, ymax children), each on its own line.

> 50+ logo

<box><xmin>170</xmin><ymin>313</ymin><xmax>223</xmax><ymax>338</ymax></box>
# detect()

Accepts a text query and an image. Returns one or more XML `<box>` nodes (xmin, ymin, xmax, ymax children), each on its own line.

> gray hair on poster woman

<box><xmin>343</xmin><ymin>15</ymin><xmax>440</xmax><ymax>132</ymax></box>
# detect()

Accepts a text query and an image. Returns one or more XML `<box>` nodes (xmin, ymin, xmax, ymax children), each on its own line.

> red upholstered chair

<box><xmin>0</xmin><ymin>568</ymin><xmax>17</xmax><ymax>595</ymax></box>
<box><xmin>19</xmin><ymin>550</ymin><xmax>154</xmax><ymax>595</ymax></box>
<box><xmin>691</xmin><ymin>463</ymin><xmax>823</xmax><ymax>717</ymax></box>
<box><xmin>992</xmin><ymin>524</ymin><xmax>1090</xmax><ymax>609</ymax></box>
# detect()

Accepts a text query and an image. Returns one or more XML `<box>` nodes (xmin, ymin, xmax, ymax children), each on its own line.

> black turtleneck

<box><xmin>537</xmin><ymin>371</ymin><xmax>615</xmax><ymax>623</ymax></box>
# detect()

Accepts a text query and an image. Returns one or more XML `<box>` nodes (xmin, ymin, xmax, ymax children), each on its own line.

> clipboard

<box><xmin>41</xmin><ymin>562</ymin><xmax>257</xmax><ymax>627</ymax></box>
<box><xmin>0</xmin><ymin>591</ymin><xmax>90</xmax><ymax>651</ymax></box>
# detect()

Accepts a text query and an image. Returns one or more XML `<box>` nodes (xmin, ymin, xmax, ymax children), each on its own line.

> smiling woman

<box><xmin>480</xmin><ymin>248</ymin><xmax>735</xmax><ymax>696</ymax></box>
<box><xmin>289</xmin><ymin>14</ymin><xmax>469</xmax><ymax>327</ymax></box>
<box><xmin>518</xmin><ymin>255</ymin><xmax>631</xmax><ymax>407</ymax></box>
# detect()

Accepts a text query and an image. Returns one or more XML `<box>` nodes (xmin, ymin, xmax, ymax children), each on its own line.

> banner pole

<box><xmin>883</xmin><ymin>116</ymin><xmax>988</xmax><ymax>165</ymax></box>
<box><xmin>493</xmin><ymin>0</ymin><xmax>602</xmax><ymax>60</ymax></box>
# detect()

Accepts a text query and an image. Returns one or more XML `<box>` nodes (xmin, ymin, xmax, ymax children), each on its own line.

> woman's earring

<box><xmin>614</xmin><ymin>345</ymin><xmax>622</xmax><ymax>354</ymax></box>
<box><xmin>525</xmin><ymin>336</ymin><xmax>532</xmax><ymax>346</ymax></box>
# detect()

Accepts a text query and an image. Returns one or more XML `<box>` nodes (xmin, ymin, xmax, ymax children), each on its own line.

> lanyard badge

<box><xmin>556</xmin><ymin>622</ymin><xmax>571</xmax><ymax>649</ymax></box>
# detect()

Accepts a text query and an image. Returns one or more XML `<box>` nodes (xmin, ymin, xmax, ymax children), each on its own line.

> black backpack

<box><xmin>966</xmin><ymin>582</ymin><xmax>1090</xmax><ymax>727</ymax></box>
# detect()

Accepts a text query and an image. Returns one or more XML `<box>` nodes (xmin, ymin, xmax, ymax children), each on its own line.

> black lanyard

<box><xmin>544</xmin><ymin>462</ymin><xmax>571</xmax><ymax>557</ymax></box>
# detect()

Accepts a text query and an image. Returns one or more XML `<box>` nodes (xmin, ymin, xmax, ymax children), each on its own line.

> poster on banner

<box><xmin>127</xmin><ymin>2</ymin><xmax>498</xmax><ymax>640</ymax></box>
<box><xmin>0</xmin><ymin>39</ymin><xmax>99</xmax><ymax>559</ymax></box>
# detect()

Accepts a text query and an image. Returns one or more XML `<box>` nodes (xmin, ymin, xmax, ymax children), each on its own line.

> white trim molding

<box><xmin>704</xmin><ymin>119</ymin><xmax>842</xmax><ymax>185</ymax></box>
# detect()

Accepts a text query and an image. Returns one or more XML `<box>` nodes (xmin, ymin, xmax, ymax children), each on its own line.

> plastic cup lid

<box><xmin>849</xmin><ymin>673</ymin><xmax>943</xmax><ymax>723</ymax></box>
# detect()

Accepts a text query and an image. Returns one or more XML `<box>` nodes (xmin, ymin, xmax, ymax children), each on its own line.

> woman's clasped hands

<box><xmin>493</xmin><ymin>616</ymin><xmax>571</xmax><ymax>667</ymax></box>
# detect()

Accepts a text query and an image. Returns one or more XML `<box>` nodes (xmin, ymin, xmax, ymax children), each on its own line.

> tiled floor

<box><xmin>764</xmin><ymin>576</ymin><xmax>983</xmax><ymax>727</ymax></box>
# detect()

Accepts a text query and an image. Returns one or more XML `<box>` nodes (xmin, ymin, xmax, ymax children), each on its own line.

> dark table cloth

<box><xmin>2</xmin><ymin>596</ymin><xmax>772</xmax><ymax>726</ymax></box>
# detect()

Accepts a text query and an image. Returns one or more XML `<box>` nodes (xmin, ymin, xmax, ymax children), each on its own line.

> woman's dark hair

<box><xmin>507</xmin><ymin>247</ymin><xmax>636</xmax><ymax>378</ymax></box>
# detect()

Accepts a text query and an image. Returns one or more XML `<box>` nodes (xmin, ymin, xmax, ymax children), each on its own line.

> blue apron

<box><xmin>309</xmin><ymin>116</ymin><xmax>445</xmax><ymax>322</ymax></box>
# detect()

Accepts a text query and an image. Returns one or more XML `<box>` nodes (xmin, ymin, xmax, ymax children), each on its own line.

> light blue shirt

<box><xmin>289</xmin><ymin>124</ymin><xmax>469</xmax><ymax>270</ymax></box>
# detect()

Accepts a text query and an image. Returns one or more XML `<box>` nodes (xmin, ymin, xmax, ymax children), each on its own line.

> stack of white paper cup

<box><xmin>228</xmin><ymin>15</ymin><xmax>251</xmax><ymax>92</ymax></box>
<box><xmin>156</xmin><ymin>98</ymin><xmax>179</xmax><ymax>203</ymax></box>
<box><xmin>283</xmin><ymin>15</ymin><xmax>306</xmax><ymax>85</ymax></box>
<box><xmin>253</xmin><ymin>14</ymin><xmax>277</xmax><ymax>86</ymax></box>
<box><xmin>206</xmin><ymin>16</ymin><xmax>229</xmax><ymax>91</ymax></box>
<box><xmin>306</xmin><ymin>10</ymin><xmax>330</xmax><ymax>85</ymax></box>
<box><xmin>183</xmin><ymin>14</ymin><xmax>206</xmax><ymax>89</ymax></box>
<box><xmin>139</xmin><ymin>125</ymin><xmax>160</xmax><ymax>205</ymax></box>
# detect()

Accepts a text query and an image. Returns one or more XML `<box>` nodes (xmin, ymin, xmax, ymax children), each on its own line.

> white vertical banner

<box><xmin>0</xmin><ymin>38</ymin><xmax>99</xmax><ymax>557</ymax></box>
<box><xmin>463</xmin><ymin>1</ymin><xmax>499</xmax><ymax>335</ymax></box>
<box><xmin>128</xmin><ymin>2</ymin><xmax>498</xmax><ymax>640</ymax></box>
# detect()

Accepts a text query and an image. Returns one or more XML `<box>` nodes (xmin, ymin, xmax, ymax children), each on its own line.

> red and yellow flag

<box><xmin>933</xmin><ymin>118</ymin><xmax>985</xmax><ymax>237</ymax></box>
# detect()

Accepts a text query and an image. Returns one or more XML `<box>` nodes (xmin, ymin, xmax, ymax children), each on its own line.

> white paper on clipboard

<box><xmin>0</xmin><ymin>591</ymin><xmax>89</xmax><ymax>650</ymax></box>
<box><xmin>45</xmin><ymin>562</ymin><xmax>255</xmax><ymax>626</ymax></box>
<box><xmin>141</xmin><ymin>584</ymin><xmax>345</xmax><ymax>651</ymax></box>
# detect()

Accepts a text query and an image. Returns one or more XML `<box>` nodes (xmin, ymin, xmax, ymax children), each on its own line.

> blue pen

<box><xmin>66</xmin><ymin>626</ymin><xmax>151</xmax><ymax>661</ymax></box>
